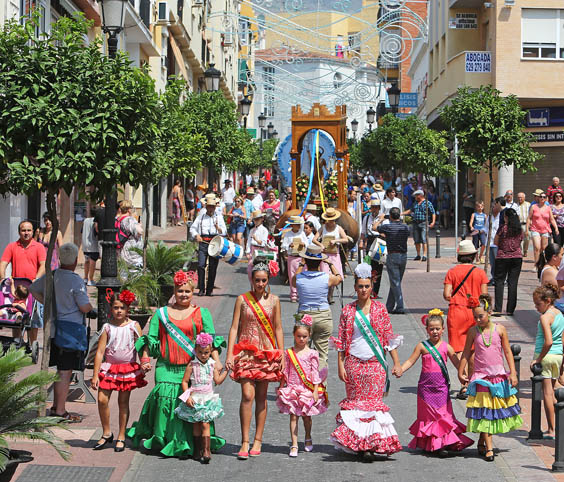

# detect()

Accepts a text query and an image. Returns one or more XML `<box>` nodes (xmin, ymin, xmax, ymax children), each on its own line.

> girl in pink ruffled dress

<box><xmin>277</xmin><ymin>315</ymin><xmax>328</xmax><ymax>457</ymax></box>
<box><xmin>92</xmin><ymin>290</ymin><xmax>150</xmax><ymax>452</ymax></box>
<box><xmin>400</xmin><ymin>309</ymin><xmax>473</xmax><ymax>456</ymax></box>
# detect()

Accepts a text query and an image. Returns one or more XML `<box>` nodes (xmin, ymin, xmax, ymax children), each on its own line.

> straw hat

<box><xmin>299</xmin><ymin>244</ymin><xmax>327</xmax><ymax>261</ymax></box>
<box><xmin>321</xmin><ymin>207</ymin><xmax>341</xmax><ymax>221</ymax></box>
<box><xmin>204</xmin><ymin>194</ymin><xmax>218</xmax><ymax>206</ymax></box>
<box><xmin>196</xmin><ymin>183</ymin><xmax>208</xmax><ymax>191</ymax></box>
<box><xmin>370</xmin><ymin>199</ymin><xmax>381</xmax><ymax>207</ymax></box>
<box><xmin>306</xmin><ymin>204</ymin><xmax>318</xmax><ymax>211</ymax></box>
<box><xmin>252</xmin><ymin>210</ymin><xmax>264</xmax><ymax>220</ymax></box>
<box><xmin>246</xmin><ymin>187</ymin><xmax>255</xmax><ymax>195</ymax></box>
<box><xmin>374</xmin><ymin>183</ymin><xmax>383</xmax><ymax>191</ymax></box>
<box><xmin>532</xmin><ymin>188</ymin><xmax>545</xmax><ymax>197</ymax></box>
<box><xmin>288</xmin><ymin>215</ymin><xmax>304</xmax><ymax>225</ymax></box>
<box><xmin>458</xmin><ymin>239</ymin><xmax>477</xmax><ymax>256</ymax></box>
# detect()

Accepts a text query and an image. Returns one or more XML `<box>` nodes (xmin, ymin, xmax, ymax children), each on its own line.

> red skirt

<box><xmin>99</xmin><ymin>362</ymin><xmax>147</xmax><ymax>392</ymax></box>
<box><xmin>230</xmin><ymin>342</ymin><xmax>283</xmax><ymax>382</ymax></box>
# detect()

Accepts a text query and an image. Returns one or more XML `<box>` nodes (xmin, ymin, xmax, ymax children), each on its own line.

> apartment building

<box><xmin>424</xmin><ymin>0</ymin><xmax>564</xmax><ymax>202</ymax></box>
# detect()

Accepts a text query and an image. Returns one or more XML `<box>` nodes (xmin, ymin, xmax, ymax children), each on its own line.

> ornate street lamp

<box><xmin>272</xmin><ymin>130</ymin><xmax>279</xmax><ymax>140</ymax></box>
<box><xmin>97</xmin><ymin>0</ymin><xmax>127</xmax><ymax>329</ymax></box>
<box><xmin>204</xmin><ymin>63</ymin><xmax>221</xmax><ymax>92</ymax></box>
<box><xmin>257</xmin><ymin>113</ymin><xmax>266</xmax><ymax>178</ymax></box>
<box><xmin>239</xmin><ymin>94</ymin><xmax>252</xmax><ymax>129</ymax></box>
<box><xmin>377</xmin><ymin>101</ymin><xmax>388</xmax><ymax>121</ymax></box>
<box><xmin>366</xmin><ymin>106</ymin><xmax>376</xmax><ymax>132</ymax></box>
<box><xmin>267</xmin><ymin>122</ymin><xmax>274</xmax><ymax>138</ymax></box>
<box><xmin>351</xmin><ymin>118</ymin><xmax>359</xmax><ymax>138</ymax></box>
<box><xmin>387</xmin><ymin>83</ymin><xmax>401</xmax><ymax>114</ymax></box>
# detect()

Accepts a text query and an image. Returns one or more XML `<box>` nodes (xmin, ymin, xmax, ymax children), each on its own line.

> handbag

<box><xmin>52</xmin><ymin>270</ymin><xmax>88</xmax><ymax>352</ymax></box>
<box><xmin>369</xmin><ymin>237</ymin><xmax>387</xmax><ymax>264</ymax></box>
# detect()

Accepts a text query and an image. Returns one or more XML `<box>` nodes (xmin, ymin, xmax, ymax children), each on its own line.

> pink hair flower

<box><xmin>268</xmin><ymin>260</ymin><xmax>280</xmax><ymax>278</ymax></box>
<box><xmin>173</xmin><ymin>270</ymin><xmax>190</xmax><ymax>286</ymax></box>
<box><xmin>196</xmin><ymin>332</ymin><xmax>213</xmax><ymax>348</ymax></box>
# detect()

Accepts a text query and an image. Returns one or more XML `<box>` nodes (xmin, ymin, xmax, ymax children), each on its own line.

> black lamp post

<box><xmin>239</xmin><ymin>94</ymin><xmax>252</xmax><ymax>129</ymax></box>
<box><xmin>204</xmin><ymin>63</ymin><xmax>221</xmax><ymax>92</ymax></box>
<box><xmin>258</xmin><ymin>112</ymin><xmax>266</xmax><ymax>178</ymax></box>
<box><xmin>272</xmin><ymin>130</ymin><xmax>279</xmax><ymax>140</ymax></box>
<box><xmin>351</xmin><ymin>118</ymin><xmax>359</xmax><ymax>139</ymax></box>
<box><xmin>97</xmin><ymin>0</ymin><xmax>127</xmax><ymax>330</ymax></box>
<box><xmin>366</xmin><ymin>106</ymin><xmax>376</xmax><ymax>132</ymax></box>
<box><xmin>387</xmin><ymin>83</ymin><xmax>401</xmax><ymax>114</ymax></box>
<box><xmin>267</xmin><ymin>122</ymin><xmax>274</xmax><ymax>139</ymax></box>
<box><xmin>377</xmin><ymin>101</ymin><xmax>387</xmax><ymax>123</ymax></box>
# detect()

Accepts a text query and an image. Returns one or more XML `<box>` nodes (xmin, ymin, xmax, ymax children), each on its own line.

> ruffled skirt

<box><xmin>230</xmin><ymin>342</ymin><xmax>283</xmax><ymax>382</ymax></box>
<box><xmin>466</xmin><ymin>375</ymin><xmax>522</xmax><ymax>434</ymax></box>
<box><xmin>276</xmin><ymin>385</ymin><xmax>328</xmax><ymax>416</ymax></box>
<box><xmin>99</xmin><ymin>362</ymin><xmax>147</xmax><ymax>392</ymax></box>
<box><xmin>175</xmin><ymin>392</ymin><xmax>224</xmax><ymax>423</ymax></box>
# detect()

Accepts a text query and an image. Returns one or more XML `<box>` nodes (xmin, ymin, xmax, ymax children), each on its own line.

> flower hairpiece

<box><xmin>428</xmin><ymin>308</ymin><xmax>444</xmax><ymax>317</ymax></box>
<box><xmin>105</xmin><ymin>288</ymin><xmax>114</xmax><ymax>304</ymax></box>
<box><xmin>119</xmin><ymin>290</ymin><xmax>136</xmax><ymax>305</ymax></box>
<box><xmin>173</xmin><ymin>270</ymin><xmax>190</xmax><ymax>286</ymax></box>
<box><xmin>268</xmin><ymin>260</ymin><xmax>279</xmax><ymax>278</ymax></box>
<box><xmin>196</xmin><ymin>332</ymin><xmax>213</xmax><ymax>348</ymax></box>
<box><xmin>421</xmin><ymin>314</ymin><xmax>428</xmax><ymax>327</ymax></box>
<box><xmin>186</xmin><ymin>271</ymin><xmax>198</xmax><ymax>285</ymax></box>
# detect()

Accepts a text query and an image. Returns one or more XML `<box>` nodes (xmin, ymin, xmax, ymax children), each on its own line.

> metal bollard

<box><xmin>435</xmin><ymin>228</ymin><xmax>441</xmax><ymax>258</ymax></box>
<box><xmin>529</xmin><ymin>363</ymin><xmax>544</xmax><ymax>440</ymax></box>
<box><xmin>461</xmin><ymin>220</ymin><xmax>467</xmax><ymax>240</ymax></box>
<box><xmin>511</xmin><ymin>344</ymin><xmax>521</xmax><ymax>404</ymax></box>
<box><xmin>553</xmin><ymin>388</ymin><xmax>564</xmax><ymax>472</ymax></box>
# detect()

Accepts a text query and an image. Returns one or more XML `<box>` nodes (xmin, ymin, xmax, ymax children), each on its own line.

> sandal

<box><xmin>237</xmin><ymin>441</ymin><xmax>249</xmax><ymax>460</ymax></box>
<box><xmin>250</xmin><ymin>438</ymin><xmax>262</xmax><ymax>457</ymax></box>
<box><xmin>93</xmin><ymin>433</ymin><xmax>113</xmax><ymax>450</ymax></box>
<box><xmin>55</xmin><ymin>411</ymin><xmax>82</xmax><ymax>423</ymax></box>
<box><xmin>304</xmin><ymin>438</ymin><xmax>313</xmax><ymax>452</ymax></box>
<box><xmin>484</xmin><ymin>449</ymin><xmax>495</xmax><ymax>462</ymax></box>
<box><xmin>477</xmin><ymin>443</ymin><xmax>487</xmax><ymax>456</ymax></box>
<box><xmin>114</xmin><ymin>439</ymin><xmax>125</xmax><ymax>453</ymax></box>
<box><xmin>289</xmin><ymin>446</ymin><xmax>298</xmax><ymax>458</ymax></box>
<box><xmin>456</xmin><ymin>387</ymin><xmax>468</xmax><ymax>400</ymax></box>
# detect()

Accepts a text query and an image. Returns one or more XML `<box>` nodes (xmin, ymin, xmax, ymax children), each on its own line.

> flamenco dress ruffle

<box><xmin>276</xmin><ymin>386</ymin><xmax>328</xmax><ymax>417</ymax></box>
<box><xmin>99</xmin><ymin>362</ymin><xmax>147</xmax><ymax>391</ymax></box>
<box><xmin>230</xmin><ymin>342</ymin><xmax>283</xmax><ymax>382</ymax></box>
<box><xmin>175</xmin><ymin>392</ymin><xmax>225</xmax><ymax>423</ymax></box>
<box><xmin>408</xmin><ymin>417</ymin><xmax>473</xmax><ymax>452</ymax></box>
<box><xmin>466</xmin><ymin>375</ymin><xmax>522</xmax><ymax>434</ymax></box>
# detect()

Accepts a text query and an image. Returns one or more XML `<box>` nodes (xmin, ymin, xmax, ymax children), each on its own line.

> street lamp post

<box><xmin>272</xmin><ymin>130</ymin><xmax>279</xmax><ymax>140</ymax></box>
<box><xmin>351</xmin><ymin>118</ymin><xmax>358</xmax><ymax>139</ymax></box>
<box><xmin>204</xmin><ymin>63</ymin><xmax>221</xmax><ymax>93</ymax></box>
<box><xmin>239</xmin><ymin>94</ymin><xmax>252</xmax><ymax>129</ymax></box>
<box><xmin>96</xmin><ymin>0</ymin><xmax>127</xmax><ymax>330</ymax></box>
<box><xmin>366</xmin><ymin>106</ymin><xmax>375</xmax><ymax>132</ymax></box>
<box><xmin>267</xmin><ymin>122</ymin><xmax>274</xmax><ymax>139</ymax></box>
<box><xmin>377</xmin><ymin>101</ymin><xmax>387</xmax><ymax>125</ymax></box>
<box><xmin>258</xmin><ymin>112</ymin><xmax>266</xmax><ymax>179</ymax></box>
<box><xmin>387</xmin><ymin>83</ymin><xmax>401</xmax><ymax>114</ymax></box>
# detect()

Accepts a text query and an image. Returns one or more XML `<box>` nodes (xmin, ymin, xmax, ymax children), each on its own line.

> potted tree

<box><xmin>0</xmin><ymin>347</ymin><xmax>70</xmax><ymax>481</ymax></box>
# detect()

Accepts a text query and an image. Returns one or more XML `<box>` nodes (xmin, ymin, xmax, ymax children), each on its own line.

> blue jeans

<box><xmin>386</xmin><ymin>253</ymin><xmax>407</xmax><ymax>312</ymax></box>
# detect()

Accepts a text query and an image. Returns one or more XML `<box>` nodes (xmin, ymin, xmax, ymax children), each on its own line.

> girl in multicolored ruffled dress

<box><xmin>400</xmin><ymin>309</ymin><xmax>473</xmax><ymax>456</ymax></box>
<box><xmin>276</xmin><ymin>314</ymin><xmax>328</xmax><ymax>457</ymax></box>
<box><xmin>459</xmin><ymin>293</ymin><xmax>522</xmax><ymax>461</ymax></box>
<box><xmin>175</xmin><ymin>333</ymin><xmax>229</xmax><ymax>464</ymax></box>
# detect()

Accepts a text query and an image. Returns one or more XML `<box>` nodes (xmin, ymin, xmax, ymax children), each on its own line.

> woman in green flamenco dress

<box><xmin>127</xmin><ymin>270</ymin><xmax>226</xmax><ymax>457</ymax></box>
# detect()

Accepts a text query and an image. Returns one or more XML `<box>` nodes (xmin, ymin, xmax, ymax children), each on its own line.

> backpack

<box><xmin>115</xmin><ymin>214</ymin><xmax>130</xmax><ymax>249</ymax></box>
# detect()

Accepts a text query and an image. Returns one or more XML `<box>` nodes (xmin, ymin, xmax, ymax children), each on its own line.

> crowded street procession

<box><xmin>1</xmin><ymin>1</ymin><xmax>563</xmax><ymax>481</ymax></box>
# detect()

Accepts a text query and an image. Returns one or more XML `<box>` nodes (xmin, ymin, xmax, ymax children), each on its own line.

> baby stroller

<box><xmin>0</xmin><ymin>277</ymin><xmax>39</xmax><ymax>363</ymax></box>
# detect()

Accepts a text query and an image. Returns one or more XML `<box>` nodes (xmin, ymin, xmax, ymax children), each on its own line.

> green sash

<box><xmin>354</xmin><ymin>307</ymin><xmax>390</xmax><ymax>393</ymax></box>
<box><xmin>158</xmin><ymin>307</ymin><xmax>197</xmax><ymax>360</ymax></box>
<box><xmin>422</xmin><ymin>340</ymin><xmax>450</xmax><ymax>386</ymax></box>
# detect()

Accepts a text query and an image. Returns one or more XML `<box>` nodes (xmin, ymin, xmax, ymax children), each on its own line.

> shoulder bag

<box><xmin>451</xmin><ymin>266</ymin><xmax>476</xmax><ymax>298</ymax></box>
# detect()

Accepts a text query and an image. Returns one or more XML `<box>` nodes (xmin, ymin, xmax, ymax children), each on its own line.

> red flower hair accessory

<box><xmin>467</xmin><ymin>295</ymin><xmax>480</xmax><ymax>308</ymax></box>
<box><xmin>186</xmin><ymin>271</ymin><xmax>198</xmax><ymax>285</ymax></box>
<box><xmin>421</xmin><ymin>314</ymin><xmax>429</xmax><ymax>327</ymax></box>
<box><xmin>119</xmin><ymin>290</ymin><xmax>136</xmax><ymax>305</ymax></box>
<box><xmin>268</xmin><ymin>260</ymin><xmax>279</xmax><ymax>278</ymax></box>
<box><xmin>173</xmin><ymin>270</ymin><xmax>190</xmax><ymax>286</ymax></box>
<box><xmin>105</xmin><ymin>288</ymin><xmax>114</xmax><ymax>304</ymax></box>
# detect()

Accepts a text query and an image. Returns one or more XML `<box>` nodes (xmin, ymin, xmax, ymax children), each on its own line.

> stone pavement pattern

<box><xmin>4</xmin><ymin>226</ymin><xmax>559</xmax><ymax>481</ymax></box>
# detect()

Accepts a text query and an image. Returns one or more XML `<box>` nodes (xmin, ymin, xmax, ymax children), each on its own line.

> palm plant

<box><xmin>0</xmin><ymin>346</ymin><xmax>70</xmax><ymax>472</ymax></box>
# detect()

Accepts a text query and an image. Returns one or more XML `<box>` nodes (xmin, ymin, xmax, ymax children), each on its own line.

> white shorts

<box><xmin>530</xmin><ymin>231</ymin><xmax>551</xmax><ymax>238</ymax></box>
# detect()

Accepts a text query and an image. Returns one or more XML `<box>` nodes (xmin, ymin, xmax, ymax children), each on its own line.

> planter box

<box><xmin>129</xmin><ymin>312</ymin><xmax>153</xmax><ymax>330</ymax></box>
<box><xmin>0</xmin><ymin>450</ymin><xmax>33</xmax><ymax>482</ymax></box>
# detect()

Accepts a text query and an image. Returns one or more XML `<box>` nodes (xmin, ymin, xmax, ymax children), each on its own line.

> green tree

<box><xmin>441</xmin><ymin>85</ymin><xmax>542</xmax><ymax>272</ymax></box>
<box><xmin>361</xmin><ymin>114</ymin><xmax>455</xmax><ymax>271</ymax></box>
<box><xmin>0</xmin><ymin>14</ymin><xmax>163</xmax><ymax>382</ymax></box>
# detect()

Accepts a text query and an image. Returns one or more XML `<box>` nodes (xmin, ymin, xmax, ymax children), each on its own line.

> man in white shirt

<box><xmin>517</xmin><ymin>192</ymin><xmax>531</xmax><ymax>257</ymax></box>
<box><xmin>190</xmin><ymin>196</ymin><xmax>227</xmax><ymax>296</ymax></box>
<box><xmin>381</xmin><ymin>187</ymin><xmax>403</xmax><ymax>222</ymax></box>
<box><xmin>251</xmin><ymin>189</ymin><xmax>263</xmax><ymax>212</ymax></box>
<box><xmin>222</xmin><ymin>179</ymin><xmax>236</xmax><ymax>214</ymax></box>
<box><xmin>504</xmin><ymin>190</ymin><xmax>519</xmax><ymax>212</ymax></box>
<box><xmin>303</xmin><ymin>204</ymin><xmax>321</xmax><ymax>231</ymax></box>
<box><xmin>361</xmin><ymin>199</ymin><xmax>384</xmax><ymax>297</ymax></box>
<box><xmin>485</xmin><ymin>197</ymin><xmax>505</xmax><ymax>285</ymax></box>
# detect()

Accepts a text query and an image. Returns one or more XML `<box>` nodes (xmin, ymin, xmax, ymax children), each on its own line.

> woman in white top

<box><xmin>282</xmin><ymin>216</ymin><xmax>308</xmax><ymax>302</ymax></box>
<box><xmin>538</xmin><ymin>243</ymin><xmax>563</xmax><ymax>286</ymax></box>
<box><xmin>246</xmin><ymin>211</ymin><xmax>269</xmax><ymax>283</ymax></box>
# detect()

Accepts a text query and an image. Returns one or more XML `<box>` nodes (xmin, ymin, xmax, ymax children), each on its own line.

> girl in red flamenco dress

<box><xmin>91</xmin><ymin>290</ymin><xmax>151</xmax><ymax>452</ymax></box>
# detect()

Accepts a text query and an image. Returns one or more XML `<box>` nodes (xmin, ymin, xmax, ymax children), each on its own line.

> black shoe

<box><xmin>114</xmin><ymin>439</ymin><xmax>125</xmax><ymax>453</ymax></box>
<box><xmin>421</xmin><ymin>256</ymin><xmax>427</xmax><ymax>261</ymax></box>
<box><xmin>413</xmin><ymin>256</ymin><xmax>421</xmax><ymax>261</ymax></box>
<box><xmin>484</xmin><ymin>450</ymin><xmax>495</xmax><ymax>462</ymax></box>
<box><xmin>93</xmin><ymin>433</ymin><xmax>113</xmax><ymax>450</ymax></box>
<box><xmin>197</xmin><ymin>290</ymin><xmax>205</xmax><ymax>296</ymax></box>
<box><xmin>206</xmin><ymin>291</ymin><xmax>213</xmax><ymax>297</ymax></box>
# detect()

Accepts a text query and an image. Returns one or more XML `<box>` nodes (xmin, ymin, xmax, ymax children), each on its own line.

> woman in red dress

<box><xmin>443</xmin><ymin>240</ymin><xmax>488</xmax><ymax>399</ymax></box>
<box><xmin>225</xmin><ymin>257</ymin><xmax>284</xmax><ymax>460</ymax></box>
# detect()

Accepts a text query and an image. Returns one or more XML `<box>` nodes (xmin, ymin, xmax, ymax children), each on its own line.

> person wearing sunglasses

<box><xmin>527</xmin><ymin>189</ymin><xmax>559</xmax><ymax>264</ymax></box>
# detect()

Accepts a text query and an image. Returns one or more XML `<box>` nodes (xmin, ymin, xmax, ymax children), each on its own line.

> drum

<box><xmin>208</xmin><ymin>236</ymin><xmax>243</xmax><ymax>265</ymax></box>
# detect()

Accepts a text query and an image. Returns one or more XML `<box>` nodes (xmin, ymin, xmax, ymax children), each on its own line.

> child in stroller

<box><xmin>0</xmin><ymin>278</ymin><xmax>38</xmax><ymax>363</ymax></box>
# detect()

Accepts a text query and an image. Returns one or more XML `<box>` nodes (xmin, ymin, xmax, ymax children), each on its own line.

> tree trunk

<box><xmin>143</xmin><ymin>184</ymin><xmax>150</xmax><ymax>272</ymax></box>
<box><xmin>39</xmin><ymin>189</ymin><xmax>58</xmax><ymax>416</ymax></box>
<box><xmin>484</xmin><ymin>160</ymin><xmax>495</xmax><ymax>276</ymax></box>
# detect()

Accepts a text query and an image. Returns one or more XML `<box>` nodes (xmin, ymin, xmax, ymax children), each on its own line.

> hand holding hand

<box><xmin>392</xmin><ymin>364</ymin><xmax>402</xmax><ymax>378</ymax></box>
<box><xmin>225</xmin><ymin>355</ymin><xmax>234</xmax><ymax>371</ymax></box>
<box><xmin>458</xmin><ymin>373</ymin><xmax>469</xmax><ymax>385</ymax></box>
<box><xmin>141</xmin><ymin>362</ymin><xmax>152</xmax><ymax>373</ymax></box>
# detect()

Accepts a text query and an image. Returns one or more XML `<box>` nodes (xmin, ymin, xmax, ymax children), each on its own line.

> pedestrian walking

<box><xmin>531</xmin><ymin>284</ymin><xmax>564</xmax><ymax>440</ymax></box>
<box><xmin>361</xmin><ymin>200</ymin><xmax>384</xmax><ymax>298</ymax></box>
<box><xmin>459</xmin><ymin>294</ymin><xmax>522</xmax><ymax>462</ymax></box>
<box><xmin>462</xmin><ymin>182</ymin><xmax>475</xmax><ymax>226</ymax></box>
<box><xmin>440</xmin><ymin>185</ymin><xmax>453</xmax><ymax>230</ymax></box>
<box><xmin>551</xmin><ymin>192</ymin><xmax>564</xmax><ymax>246</ymax></box>
<box><xmin>127</xmin><ymin>270</ymin><xmax>226</xmax><ymax>458</ymax></box>
<box><xmin>443</xmin><ymin>240</ymin><xmax>488</xmax><ymax>400</ymax></box>
<box><xmin>469</xmin><ymin>201</ymin><xmax>487</xmax><ymax>264</ymax></box>
<box><xmin>547</xmin><ymin>177</ymin><xmax>563</xmax><ymax>205</ymax></box>
<box><xmin>227</xmin><ymin>196</ymin><xmax>246</xmax><ymax>248</ymax></box>
<box><xmin>222</xmin><ymin>179</ymin><xmax>236</xmax><ymax>215</ymax></box>
<box><xmin>35</xmin><ymin>212</ymin><xmax>63</xmax><ymax>271</ymax></box>
<box><xmin>304</xmin><ymin>204</ymin><xmax>321</xmax><ymax>231</ymax></box>
<box><xmin>190</xmin><ymin>195</ymin><xmax>227</xmax><ymax>296</ymax></box>
<box><xmin>91</xmin><ymin>290</ymin><xmax>149</xmax><ymax>452</ymax></box>
<box><xmin>493</xmin><ymin>209</ymin><xmax>523</xmax><ymax>316</ymax></box>
<box><xmin>116</xmin><ymin>200</ymin><xmax>143</xmax><ymax>270</ymax></box>
<box><xmin>303</xmin><ymin>221</ymin><xmax>316</xmax><ymax>246</ymax></box>
<box><xmin>375</xmin><ymin>207</ymin><xmax>409</xmax><ymax>314</ymax></box>
<box><xmin>170</xmin><ymin>180</ymin><xmax>183</xmax><ymax>226</ymax></box>
<box><xmin>82</xmin><ymin>215</ymin><xmax>99</xmax><ymax>286</ymax></box>
<box><xmin>400</xmin><ymin>309</ymin><xmax>473</xmax><ymax>456</ymax></box>
<box><xmin>330</xmin><ymin>263</ymin><xmax>403</xmax><ymax>461</ymax></box>
<box><xmin>276</xmin><ymin>315</ymin><xmax>328</xmax><ymax>457</ymax></box>
<box><xmin>291</xmin><ymin>245</ymin><xmax>342</xmax><ymax>369</ymax></box>
<box><xmin>402</xmin><ymin>190</ymin><xmax>436</xmax><ymax>262</ymax></box>
<box><xmin>246</xmin><ymin>211</ymin><xmax>269</xmax><ymax>283</ymax></box>
<box><xmin>175</xmin><ymin>333</ymin><xmax>229</xmax><ymax>464</ymax></box>
<box><xmin>527</xmin><ymin>189</ymin><xmax>558</xmax><ymax>264</ymax></box>
<box><xmin>281</xmin><ymin>216</ymin><xmax>308</xmax><ymax>303</ymax></box>
<box><xmin>486</xmin><ymin>197</ymin><xmax>505</xmax><ymax>284</ymax></box>
<box><xmin>225</xmin><ymin>258</ymin><xmax>284</xmax><ymax>460</ymax></box>
<box><xmin>517</xmin><ymin>192</ymin><xmax>530</xmax><ymax>258</ymax></box>
<box><xmin>537</xmin><ymin>243</ymin><xmax>562</xmax><ymax>287</ymax></box>
<box><xmin>381</xmin><ymin>187</ymin><xmax>403</xmax><ymax>221</ymax></box>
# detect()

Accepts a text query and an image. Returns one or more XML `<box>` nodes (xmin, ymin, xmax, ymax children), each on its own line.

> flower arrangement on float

<box><xmin>323</xmin><ymin>174</ymin><xmax>339</xmax><ymax>201</ymax></box>
<box><xmin>296</xmin><ymin>175</ymin><xmax>309</xmax><ymax>201</ymax></box>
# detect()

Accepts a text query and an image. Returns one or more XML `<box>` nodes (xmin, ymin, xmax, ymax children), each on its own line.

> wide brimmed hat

<box><xmin>224</xmin><ymin>179</ymin><xmax>231</xmax><ymax>183</ymax></box>
<box><xmin>370</xmin><ymin>199</ymin><xmax>381</xmax><ymax>207</ymax></box>
<box><xmin>374</xmin><ymin>183</ymin><xmax>383</xmax><ymax>191</ymax></box>
<box><xmin>246</xmin><ymin>187</ymin><xmax>255</xmax><ymax>195</ymax></box>
<box><xmin>288</xmin><ymin>215</ymin><xmax>304</xmax><ymax>225</ymax></box>
<box><xmin>458</xmin><ymin>239</ymin><xmax>477</xmax><ymax>256</ymax></box>
<box><xmin>321</xmin><ymin>207</ymin><xmax>341</xmax><ymax>221</ymax></box>
<box><xmin>532</xmin><ymin>188</ymin><xmax>545</xmax><ymax>197</ymax></box>
<box><xmin>306</xmin><ymin>204</ymin><xmax>317</xmax><ymax>211</ymax></box>
<box><xmin>204</xmin><ymin>194</ymin><xmax>218</xmax><ymax>206</ymax></box>
<box><xmin>413</xmin><ymin>189</ymin><xmax>424</xmax><ymax>196</ymax></box>
<box><xmin>299</xmin><ymin>244</ymin><xmax>327</xmax><ymax>261</ymax></box>
<box><xmin>252</xmin><ymin>210</ymin><xmax>264</xmax><ymax>220</ymax></box>
<box><xmin>196</xmin><ymin>183</ymin><xmax>208</xmax><ymax>191</ymax></box>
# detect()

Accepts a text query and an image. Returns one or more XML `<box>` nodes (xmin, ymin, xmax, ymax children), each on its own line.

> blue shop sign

<box><xmin>399</xmin><ymin>93</ymin><xmax>418</xmax><ymax>108</ymax></box>
<box><xmin>526</xmin><ymin>107</ymin><xmax>564</xmax><ymax>128</ymax></box>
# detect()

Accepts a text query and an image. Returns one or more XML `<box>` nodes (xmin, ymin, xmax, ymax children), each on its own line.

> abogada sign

<box><xmin>465</xmin><ymin>52</ymin><xmax>491</xmax><ymax>73</ymax></box>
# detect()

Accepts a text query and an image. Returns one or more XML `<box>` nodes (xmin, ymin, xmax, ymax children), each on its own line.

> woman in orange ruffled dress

<box><xmin>225</xmin><ymin>257</ymin><xmax>284</xmax><ymax>460</ymax></box>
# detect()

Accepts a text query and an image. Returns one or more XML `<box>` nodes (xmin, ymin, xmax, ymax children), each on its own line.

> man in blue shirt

<box><xmin>403</xmin><ymin>190</ymin><xmax>436</xmax><ymax>261</ymax></box>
